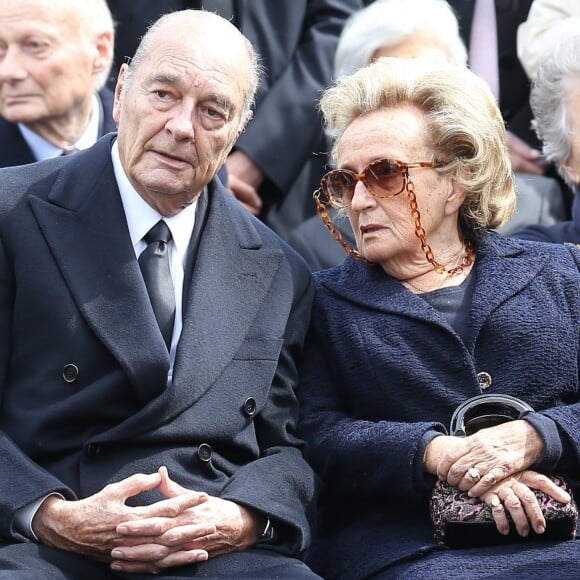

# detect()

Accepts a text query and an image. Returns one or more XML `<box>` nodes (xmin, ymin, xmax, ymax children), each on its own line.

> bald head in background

<box><xmin>0</xmin><ymin>0</ymin><xmax>114</xmax><ymax>152</ymax></box>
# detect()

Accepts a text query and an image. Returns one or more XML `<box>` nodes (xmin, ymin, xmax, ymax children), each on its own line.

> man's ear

<box><xmin>235</xmin><ymin>110</ymin><xmax>253</xmax><ymax>140</ymax></box>
<box><xmin>93</xmin><ymin>30</ymin><xmax>114</xmax><ymax>75</ymax></box>
<box><xmin>112</xmin><ymin>64</ymin><xmax>128</xmax><ymax>124</ymax></box>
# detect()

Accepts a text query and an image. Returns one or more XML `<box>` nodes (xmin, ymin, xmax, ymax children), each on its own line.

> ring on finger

<box><xmin>491</xmin><ymin>496</ymin><xmax>503</xmax><ymax>510</ymax></box>
<box><xmin>467</xmin><ymin>467</ymin><xmax>482</xmax><ymax>482</ymax></box>
<box><xmin>484</xmin><ymin>472</ymin><xmax>497</xmax><ymax>485</ymax></box>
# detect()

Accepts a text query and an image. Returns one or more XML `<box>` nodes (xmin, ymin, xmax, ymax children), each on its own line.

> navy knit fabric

<box><xmin>298</xmin><ymin>231</ymin><xmax>580</xmax><ymax>579</ymax></box>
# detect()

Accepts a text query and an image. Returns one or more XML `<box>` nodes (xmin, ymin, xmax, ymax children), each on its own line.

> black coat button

<box><xmin>86</xmin><ymin>443</ymin><xmax>101</xmax><ymax>457</ymax></box>
<box><xmin>243</xmin><ymin>397</ymin><xmax>257</xmax><ymax>416</ymax></box>
<box><xmin>62</xmin><ymin>364</ymin><xmax>79</xmax><ymax>383</ymax></box>
<box><xmin>198</xmin><ymin>443</ymin><xmax>212</xmax><ymax>462</ymax></box>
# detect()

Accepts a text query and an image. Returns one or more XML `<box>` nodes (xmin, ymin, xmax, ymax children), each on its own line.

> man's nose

<box><xmin>165</xmin><ymin>103</ymin><xmax>195</xmax><ymax>141</ymax></box>
<box><xmin>0</xmin><ymin>47</ymin><xmax>28</xmax><ymax>81</ymax></box>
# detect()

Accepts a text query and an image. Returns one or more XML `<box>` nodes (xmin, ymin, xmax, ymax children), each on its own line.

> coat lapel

<box><xmin>321</xmin><ymin>232</ymin><xmax>549</xmax><ymax>350</ymax></box>
<box><xmin>322</xmin><ymin>256</ymin><xmax>453</xmax><ymax>330</ymax></box>
<box><xmin>95</xmin><ymin>178</ymin><xmax>285</xmax><ymax>440</ymax></box>
<box><xmin>467</xmin><ymin>233</ymin><xmax>550</xmax><ymax>349</ymax></box>
<box><xmin>29</xmin><ymin>135</ymin><xmax>170</xmax><ymax>403</ymax></box>
<box><xmin>169</xmin><ymin>182</ymin><xmax>284</xmax><ymax>410</ymax></box>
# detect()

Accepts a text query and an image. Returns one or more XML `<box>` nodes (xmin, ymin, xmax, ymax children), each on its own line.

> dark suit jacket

<box><xmin>0</xmin><ymin>134</ymin><xmax>316</xmax><ymax>555</ymax></box>
<box><xmin>448</xmin><ymin>0</ymin><xmax>537</xmax><ymax>148</ymax></box>
<box><xmin>107</xmin><ymin>0</ymin><xmax>363</xmax><ymax>238</ymax></box>
<box><xmin>0</xmin><ymin>88</ymin><xmax>116</xmax><ymax>168</ymax></box>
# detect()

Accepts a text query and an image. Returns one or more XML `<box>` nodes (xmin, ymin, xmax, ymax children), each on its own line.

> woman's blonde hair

<box><xmin>320</xmin><ymin>57</ymin><xmax>516</xmax><ymax>235</ymax></box>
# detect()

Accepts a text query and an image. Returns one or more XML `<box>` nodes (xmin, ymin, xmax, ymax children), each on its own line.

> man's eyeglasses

<box><xmin>320</xmin><ymin>158</ymin><xmax>446</xmax><ymax>208</ymax></box>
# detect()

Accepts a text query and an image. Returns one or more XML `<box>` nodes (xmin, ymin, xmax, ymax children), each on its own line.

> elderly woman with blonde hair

<box><xmin>297</xmin><ymin>57</ymin><xmax>580</xmax><ymax>579</ymax></box>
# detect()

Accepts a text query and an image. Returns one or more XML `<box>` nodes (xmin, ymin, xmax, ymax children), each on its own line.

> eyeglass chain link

<box><xmin>314</xmin><ymin>177</ymin><xmax>474</xmax><ymax>277</ymax></box>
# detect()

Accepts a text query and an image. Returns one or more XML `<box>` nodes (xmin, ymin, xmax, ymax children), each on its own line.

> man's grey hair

<box><xmin>121</xmin><ymin>10</ymin><xmax>261</xmax><ymax>131</ymax></box>
<box><xmin>530</xmin><ymin>33</ymin><xmax>580</xmax><ymax>188</ymax></box>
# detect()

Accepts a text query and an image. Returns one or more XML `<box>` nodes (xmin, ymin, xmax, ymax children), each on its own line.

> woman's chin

<box><xmin>358</xmin><ymin>240</ymin><xmax>393</xmax><ymax>264</ymax></box>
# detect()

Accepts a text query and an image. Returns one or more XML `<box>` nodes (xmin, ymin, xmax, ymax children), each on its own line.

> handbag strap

<box><xmin>450</xmin><ymin>394</ymin><xmax>534</xmax><ymax>437</ymax></box>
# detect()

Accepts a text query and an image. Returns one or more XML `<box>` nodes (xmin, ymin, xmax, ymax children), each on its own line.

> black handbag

<box><xmin>430</xmin><ymin>394</ymin><xmax>578</xmax><ymax>548</ymax></box>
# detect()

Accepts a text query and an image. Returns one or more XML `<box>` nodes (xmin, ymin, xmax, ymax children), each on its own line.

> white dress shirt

<box><xmin>111</xmin><ymin>140</ymin><xmax>198</xmax><ymax>383</ymax></box>
<box><xmin>18</xmin><ymin>94</ymin><xmax>101</xmax><ymax>160</ymax></box>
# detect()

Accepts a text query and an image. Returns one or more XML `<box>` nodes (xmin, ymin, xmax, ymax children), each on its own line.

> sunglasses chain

<box><xmin>314</xmin><ymin>176</ymin><xmax>474</xmax><ymax>276</ymax></box>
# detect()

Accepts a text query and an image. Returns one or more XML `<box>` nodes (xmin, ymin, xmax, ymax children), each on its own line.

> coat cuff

<box><xmin>414</xmin><ymin>429</ymin><xmax>445</xmax><ymax>491</ymax></box>
<box><xmin>521</xmin><ymin>411</ymin><xmax>563</xmax><ymax>472</ymax></box>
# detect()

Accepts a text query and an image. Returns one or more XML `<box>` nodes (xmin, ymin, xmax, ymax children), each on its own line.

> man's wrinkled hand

<box><xmin>506</xmin><ymin>131</ymin><xmax>547</xmax><ymax>175</ymax></box>
<box><xmin>226</xmin><ymin>151</ymin><xmax>264</xmax><ymax>215</ymax></box>
<box><xmin>32</xmin><ymin>471</ymin><xmax>208</xmax><ymax>564</ymax></box>
<box><xmin>109</xmin><ymin>467</ymin><xmax>263</xmax><ymax>574</ymax></box>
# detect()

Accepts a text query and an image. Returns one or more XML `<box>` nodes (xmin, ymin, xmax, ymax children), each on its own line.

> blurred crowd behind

<box><xmin>2</xmin><ymin>0</ymin><xmax>580</xmax><ymax>268</ymax></box>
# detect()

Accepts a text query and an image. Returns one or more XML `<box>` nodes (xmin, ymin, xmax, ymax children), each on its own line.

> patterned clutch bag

<box><xmin>430</xmin><ymin>475</ymin><xmax>578</xmax><ymax>547</ymax></box>
<box><xmin>429</xmin><ymin>394</ymin><xmax>578</xmax><ymax>548</ymax></box>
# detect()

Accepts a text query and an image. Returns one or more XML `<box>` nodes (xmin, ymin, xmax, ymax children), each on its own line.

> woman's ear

<box><xmin>444</xmin><ymin>174</ymin><xmax>468</xmax><ymax>216</ymax></box>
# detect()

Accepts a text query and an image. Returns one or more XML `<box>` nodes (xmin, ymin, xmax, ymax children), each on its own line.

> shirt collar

<box><xmin>19</xmin><ymin>93</ymin><xmax>102</xmax><ymax>161</ymax></box>
<box><xmin>111</xmin><ymin>140</ymin><xmax>198</xmax><ymax>267</ymax></box>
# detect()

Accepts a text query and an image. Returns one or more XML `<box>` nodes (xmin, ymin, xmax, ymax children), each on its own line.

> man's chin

<box><xmin>0</xmin><ymin>99</ymin><xmax>48</xmax><ymax>123</ymax></box>
<box><xmin>138</xmin><ymin>182</ymin><xmax>200</xmax><ymax>216</ymax></box>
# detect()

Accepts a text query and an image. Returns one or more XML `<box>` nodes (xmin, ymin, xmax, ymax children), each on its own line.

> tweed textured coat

<box><xmin>298</xmin><ymin>232</ymin><xmax>580</xmax><ymax>579</ymax></box>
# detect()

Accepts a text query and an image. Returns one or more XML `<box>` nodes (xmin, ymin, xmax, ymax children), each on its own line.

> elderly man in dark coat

<box><xmin>0</xmin><ymin>10</ymin><xmax>318</xmax><ymax>579</ymax></box>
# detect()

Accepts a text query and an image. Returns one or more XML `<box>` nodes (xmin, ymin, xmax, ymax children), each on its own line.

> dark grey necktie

<box><xmin>139</xmin><ymin>221</ymin><xmax>175</xmax><ymax>350</ymax></box>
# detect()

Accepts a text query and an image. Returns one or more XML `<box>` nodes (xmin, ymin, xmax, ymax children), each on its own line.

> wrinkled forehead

<box><xmin>137</xmin><ymin>27</ymin><xmax>251</xmax><ymax>107</ymax></box>
<box><xmin>0</xmin><ymin>0</ymin><xmax>81</xmax><ymax>37</ymax></box>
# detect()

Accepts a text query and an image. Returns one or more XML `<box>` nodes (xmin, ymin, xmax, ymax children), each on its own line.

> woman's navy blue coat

<box><xmin>298</xmin><ymin>232</ymin><xmax>580</xmax><ymax>579</ymax></box>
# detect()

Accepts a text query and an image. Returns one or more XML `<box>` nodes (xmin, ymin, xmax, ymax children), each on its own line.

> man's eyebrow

<box><xmin>208</xmin><ymin>92</ymin><xmax>236</xmax><ymax>115</ymax></box>
<box><xmin>148</xmin><ymin>72</ymin><xmax>180</xmax><ymax>85</ymax></box>
<box><xmin>143</xmin><ymin>75</ymin><xmax>237</xmax><ymax>117</ymax></box>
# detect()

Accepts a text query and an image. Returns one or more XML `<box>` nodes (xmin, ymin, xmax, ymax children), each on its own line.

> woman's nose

<box><xmin>350</xmin><ymin>180</ymin><xmax>376</xmax><ymax>211</ymax></box>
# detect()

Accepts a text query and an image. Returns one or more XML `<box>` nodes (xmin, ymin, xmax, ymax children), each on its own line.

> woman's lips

<box><xmin>360</xmin><ymin>224</ymin><xmax>385</xmax><ymax>235</ymax></box>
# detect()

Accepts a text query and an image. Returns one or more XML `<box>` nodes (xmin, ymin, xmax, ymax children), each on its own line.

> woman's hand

<box><xmin>436</xmin><ymin>420</ymin><xmax>545</xmax><ymax>495</ymax></box>
<box><xmin>482</xmin><ymin>470</ymin><xmax>571</xmax><ymax>537</ymax></box>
